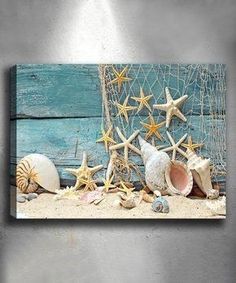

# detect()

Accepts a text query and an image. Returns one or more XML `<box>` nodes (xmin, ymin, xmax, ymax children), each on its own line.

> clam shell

<box><xmin>152</xmin><ymin>196</ymin><xmax>169</xmax><ymax>213</ymax></box>
<box><xmin>165</xmin><ymin>160</ymin><xmax>193</xmax><ymax>196</ymax></box>
<box><xmin>16</xmin><ymin>154</ymin><xmax>60</xmax><ymax>193</ymax></box>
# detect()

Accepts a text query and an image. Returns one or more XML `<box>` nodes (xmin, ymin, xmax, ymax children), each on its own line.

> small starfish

<box><xmin>119</xmin><ymin>181</ymin><xmax>135</xmax><ymax>197</ymax></box>
<box><xmin>140</xmin><ymin>114</ymin><xmax>165</xmax><ymax>140</ymax></box>
<box><xmin>115</xmin><ymin>96</ymin><xmax>137</xmax><ymax>123</ymax></box>
<box><xmin>161</xmin><ymin>131</ymin><xmax>188</xmax><ymax>160</ymax></box>
<box><xmin>153</xmin><ymin>87</ymin><xmax>188</xmax><ymax>128</ymax></box>
<box><xmin>181</xmin><ymin>136</ymin><xmax>203</xmax><ymax>152</ymax></box>
<box><xmin>107</xmin><ymin>66</ymin><xmax>132</xmax><ymax>92</ymax></box>
<box><xmin>65</xmin><ymin>152</ymin><xmax>103</xmax><ymax>190</ymax></box>
<box><xmin>109</xmin><ymin>127</ymin><xmax>141</xmax><ymax>162</ymax></box>
<box><xmin>96</xmin><ymin>126</ymin><xmax>116</xmax><ymax>152</ymax></box>
<box><xmin>101</xmin><ymin>175</ymin><xmax>116</xmax><ymax>193</ymax></box>
<box><xmin>131</xmin><ymin>87</ymin><xmax>153</xmax><ymax>113</ymax></box>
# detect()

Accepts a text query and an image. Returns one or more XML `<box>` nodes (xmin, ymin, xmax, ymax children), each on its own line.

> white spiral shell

<box><xmin>16</xmin><ymin>154</ymin><xmax>60</xmax><ymax>193</ymax></box>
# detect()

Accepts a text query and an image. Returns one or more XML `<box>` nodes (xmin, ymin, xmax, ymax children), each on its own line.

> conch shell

<box><xmin>186</xmin><ymin>149</ymin><xmax>219</xmax><ymax>199</ymax></box>
<box><xmin>16</xmin><ymin>154</ymin><xmax>60</xmax><ymax>193</ymax></box>
<box><xmin>165</xmin><ymin>160</ymin><xmax>193</xmax><ymax>196</ymax></box>
<box><xmin>138</xmin><ymin>136</ymin><xmax>170</xmax><ymax>193</ymax></box>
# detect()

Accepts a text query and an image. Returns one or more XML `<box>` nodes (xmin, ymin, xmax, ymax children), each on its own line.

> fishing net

<box><xmin>99</xmin><ymin>64</ymin><xmax>226</xmax><ymax>183</ymax></box>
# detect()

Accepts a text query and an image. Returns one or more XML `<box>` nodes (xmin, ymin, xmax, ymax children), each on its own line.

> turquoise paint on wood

<box><xmin>11</xmin><ymin>64</ymin><xmax>226</xmax><ymax>118</ymax></box>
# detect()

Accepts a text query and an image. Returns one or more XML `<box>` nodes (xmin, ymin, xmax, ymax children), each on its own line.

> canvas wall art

<box><xmin>10</xmin><ymin>64</ymin><xmax>226</xmax><ymax>219</ymax></box>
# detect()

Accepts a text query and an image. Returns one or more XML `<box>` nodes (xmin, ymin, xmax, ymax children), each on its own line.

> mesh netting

<box><xmin>99</xmin><ymin>64</ymin><xmax>226</xmax><ymax>182</ymax></box>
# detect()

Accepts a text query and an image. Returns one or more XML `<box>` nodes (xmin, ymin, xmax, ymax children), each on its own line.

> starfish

<box><xmin>65</xmin><ymin>152</ymin><xmax>103</xmax><ymax>190</ymax></box>
<box><xmin>153</xmin><ymin>87</ymin><xmax>188</xmax><ymax>128</ymax></box>
<box><xmin>181</xmin><ymin>136</ymin><xmax>203</xmax><ymax>152</ymax></box>
<box><xmin>131</xmin><ymin>87</ymin><xmax>153</xmax><ymax>113</ymax></box>
<box><xmin>107</xmin><ymin>66</ymin><xmax>132</xmax><ymax>92</ymax></box>
<box><xmin>119</xmin><ymin>181</ymin><xmax>135</xmax><ymax>197</ymax></box>
<box><xmin>109</xmin><ymin>127</ymin><xmax>141</xmax><ymax>162</ymax></box>
<box><xmin>140</xmin><ymin>114</ymin><xmax>165</xmax><ymax>140</ymax></box>
<box><xmin>101</xmin><ymin>175</ymin><xmax>116</xmax><ymax>193</ymax></box>
<box><xmin>161</xmin><ymin>131</ymin><xmax>188</xmax><ymax>160</ymax></box>
<box><xmin>115</xmin><ymin>96</ymin><xmax>137</xmax><ymax>123</ymax></box>
<box><xmin>96</xmin><ymin>126</ymin><xmax>116</xmax><ymax>152</ymax></box>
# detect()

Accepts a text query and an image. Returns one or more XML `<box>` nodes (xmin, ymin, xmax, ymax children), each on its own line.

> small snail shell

<box><xmin>16</xmin><ymin>154</ymin><xmax>60</xmax><ymax>193</ymax></box>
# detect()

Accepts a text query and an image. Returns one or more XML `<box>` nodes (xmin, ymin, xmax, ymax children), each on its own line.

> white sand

<box><xmin>15</xmin><ymin>190</ymin><xmax>226</xmax><ymax>219</ymax></box>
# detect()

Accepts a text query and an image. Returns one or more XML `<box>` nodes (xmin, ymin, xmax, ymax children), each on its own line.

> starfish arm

<box><xmin>81</xmin><ymin>152</ymin><xmax>88</xmax><ymax>167</ymax></box>
<box><xmin>165</xmin><ymin>87</ymin><xmax>173</xmax><ymax>103</ymax></box>
<box><xmin>173</xmin><ymin>108</ymin><xmax>187</xmax><ymax>122</ymax></box>
<box><xmin>143</xmin><ymin>101</ymin><xmax>152</xmax><ymax>112</ymax></box>
<box><xmin>107</xmin><ymin>77</ymin><xmax>118</xmax><ymax>86</ymax></box>
<box><xmin>106</xmin><ymin>136</ymin><xmax>116</xmax><ymax>144</ymax></box>
<box><xmin>165</xmin><ymin>109</ymin><xmax>173</xmax><ymax>128</ymax></box>
<box><xmin>174</xmin><ymin>95</ymin><xmax>188</xmax><ymax>107</ymax></box>
<box><xmin>128</xmin><ymin>143</ymin><xmax>142</xmax><ymax>156</ymax></box>
<box><xmin>154</xmin><ymin>131</ymin><xmax>163</xmax><ymax>141</ymax></box>
<box><xmin>153</xmin><ymin>103</ymin><xmax>168</xmax><ymax>111</ymax></box>
<box><xmin>176</xmin><ymin>147</ymin><xmax>188</xmax><ymax>159</ymax></box>
<box><xmin>172</xmin><ymin>149</ymin><xmax>176</xmax><ymax>160</ymax></box>
<box><xmin>90</xmin><ymin>164</ymin><xmax>103</xmax><ymax>175</ymax></box>
<box><xmin>177</xmin><ymin>133</ymin><xmax>188</xmax><ymax>145</ymax></box>
<box><xmin>124</xmin><ymin>145</ymin><xmax>128</xmax><ymax>162</ymax></box>
<box><xmin>145</xmin><ymin>130</ymin><xmax>153</xmax><ymax>140</ymax></box>
<box><xmin>115</xmin><ymin>127</ymin><xmax>127</xmax><ymax>142</ymax></box>
<box><xmin>109</xmin><ymin>142</ymin><xmax>126</xmax><ymax>151</ymax></box>
<box><xmin>120</xmin><ymin>66</ymin><xmax>128</xmax><ymax>76</ymax></box>
<box><xmin>166</xmin><ymin>131</ymin><xmax>175</xmax><ymax>146</ymax></box>
<box><xmin>127</xmin><ymin>130</ymin><xmax>140</xmax><ymax>142</ymax></box>
<box><xmin>65</xmin><ymin>168</ymin><xmax>78</xmax><ymax>176</ymax></box>
<box><xmin>161</xmin><ymin>145</ymin><xmax>174</xmax><ymax>153</ymax></box>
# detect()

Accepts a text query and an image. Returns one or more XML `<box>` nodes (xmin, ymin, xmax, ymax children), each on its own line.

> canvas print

<box><xmin>10</xmin><ymin>64</ymin><xmax>226</xmax><ymax>219</ymax></box>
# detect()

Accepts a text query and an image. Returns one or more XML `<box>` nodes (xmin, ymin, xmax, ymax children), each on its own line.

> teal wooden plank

<box><xmin>11</xmin><ymin>115</ymin><xmax>226</xmax><ymax>171</ymax></box>
<box><xmin>12</xmin><ymin>64</ymin><xmax>226</xmax><ymax>118</ymax></box>
<box><xmin>13</xmin><ymin>64</ymin><xmax>102</xmax><ymax>118</ymax></box>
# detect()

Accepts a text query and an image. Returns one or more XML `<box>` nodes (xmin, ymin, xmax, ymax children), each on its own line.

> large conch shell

<box><xmin>186</xmin><ymin>149</ymin><xmax>219</xmax><ymax>199</ymax></box>
<box><xmin>165</xmin><ymin>160</ymin><xmax>193</xmax><ymax>196</ymax></box>
<box><xmin>138</xmin><ymin>136</ymin><xmax>170</xmax><ymax>193</ymax></box>
<box><xmin>16</xmin><ymin>154</ymin><xmax>60</xmax><ymax>193</ymax></box>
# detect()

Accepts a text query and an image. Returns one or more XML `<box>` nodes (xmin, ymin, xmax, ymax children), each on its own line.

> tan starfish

<box><xmin>115</xmin><ymin>96</ymin><xmax>137</xmax><ymax>123</ymax></box>
<box><xmin>82</xmin><ymin>175</ymin><xmax>98</xmax><ymax>191</ymax></box>
<box><xmin>109</xmin><ymin>127</ymin><xmax>141</xmax><ymax>162</ymax></box>
<box><xmin>140</xmin><ymin>114</ymin><xmax>165</xmax><ymax>140</ymax></box>
<box><xmin>153</xmin><ymin>87</ymin><xmax>188</xmax><ymax>128</ymax></box>
<box><xmin>65</xmin><ymin>152</ymin><xmax>103</xmax><ymax>190</ymax></box>
<box><xmin>181</xmin><ymin>136</ymin><xmax>203</xmax><ymax>152</ymax></box>
<box><xmin>107</xmin><ymin>66</ymin><xmax>132</xmax><ymax>92</ymax></box>
<box><xmin>119</xmin><ymin>181</ymin><xmax>135</xmax><ymax>197</ymax></box>
<box><xmin>131</xmin><ymin>87</ymin><xmax>153</xmax><ymax>113</ymax></box>
<box><xmin>96</xmin><ymin>126</ymin><xmax>116</xmax><ymax>152</ymax></box>
<box><xmin>101</xmin><ymin>175</ymin><xmax>116</xmax><ymax>193</ymax></box>
<box><xmin>161</xmin><ymin>131</ymin><xmax>188</xmax><ymax>160</ymax></box>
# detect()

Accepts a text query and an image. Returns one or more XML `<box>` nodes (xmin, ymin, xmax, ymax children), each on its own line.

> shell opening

<box><xmin>169</xmin><ymin>164</ymin><xmax>189</xmax><ymax>193</ymax></box>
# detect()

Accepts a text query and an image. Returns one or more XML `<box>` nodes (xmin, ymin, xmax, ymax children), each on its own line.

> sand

<box><xmin>14</xmin><ymin>189</ymin><xmax>226</xmax><ymax>219</ymax></box>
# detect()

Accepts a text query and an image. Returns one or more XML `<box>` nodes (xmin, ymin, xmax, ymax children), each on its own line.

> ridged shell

<box><xmin>186</xmin><ymin>149</ymin><xmax>218</xmax><ymax>199</ymax></box>
<box><xmin>165</xmin><ymin>160</ymin><xmax>193</xmax><ymax>196</ymax></box>
<box><xmin>152</xmin><ymin>196</ymin><xmax>169</xmax><ymax>213</ymax></box>
<box><xmin>138</xmin><ymin>136</ymin><xmax>170</xmax><ymax>193</ymax></box>
<box><xmin>16</xmin><ymin>154</ymin><xmax>60</xmax><ymax>193</ymax></box>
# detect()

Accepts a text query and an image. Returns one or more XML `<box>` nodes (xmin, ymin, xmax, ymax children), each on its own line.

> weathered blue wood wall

<box><xmin>10</xmin><ymin>64</ymin><xmax>226</xmax><ymax>188</ymax></box>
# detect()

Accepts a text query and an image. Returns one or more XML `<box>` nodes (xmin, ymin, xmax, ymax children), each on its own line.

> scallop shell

<box><xmin>186</xmin><ymin>149</ymin><xmax>219</xmax><ymax>199</ymax></box>
<box><xmin>16</xmin><ymin>154</ymin><xmax>60</xmax><ymax>193</ymax></box>
<box><xmin>165</xmin><ymin>160</ymin><xmax>193</xmax><ymax>196</ymax></box>
<box><xmin>138</xmin><ymin>136</ymin><xmax>170</xmax><ymax>193</ymax></box>
<box><xmin>152</xmin><ymin>196</ymin><xmax>169</xmax><ymax>213</ymax></box>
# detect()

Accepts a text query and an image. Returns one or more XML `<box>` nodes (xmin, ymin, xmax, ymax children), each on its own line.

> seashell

<box><xmin>186</xmin><ymin>149</ymin><xmax>219</xmax><ymax>199</ymax></box>
<box><xmin>140</xmin><ymin>190</ymin><xmax>154</xmax><ymax>203</ymax></box>
<box><xmin>165</xmin><ymin>160</ymin><xmax>193</xmax><ymax>196</ymax></box>
<box><xmin>16</xmin><ymin>154</ymin><xmax>60</xmax><ymax>193</ymax></box>
<box><xmin>152</xmin><ymin>196</ymin><xmax>169</xmax><ymax>213</ymax></box>
<box><xmin>120</xmin><ymin>192</ymin><xmax>142</xmax><ymax>209</ymax></box>
<box><xmin>138</xmin><ymin>136</ymin><xmax>170</xmax><ymax>193</ymax></box>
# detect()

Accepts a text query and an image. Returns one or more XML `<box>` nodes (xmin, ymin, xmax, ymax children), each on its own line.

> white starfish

<box><xmin>109</xmin><ymin>127</ymin><xmax>141</xmax><ymax>162</ymax></box>
<box><xmin>161</xmin><ymin>131</ymin><xmax>188</xmax><ymax>160</ymax></box>
<box><xmin>153</xmin><ymin>87</ymin><xmax>188</xmax><ymax>128</ymax></box>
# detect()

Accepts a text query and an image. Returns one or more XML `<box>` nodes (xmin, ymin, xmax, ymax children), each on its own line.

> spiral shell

<box><xmin>152</xmin><ymin>196</ymin><xmax>169</xmax><ymax>213</ymax></box>
<box><xmin>165</xmin><ymin>160</ymin><xmax>193</xmax><ymax>196</ymax></box>
<box><xmin>16</xmin><ymin>154</ymin><xmax>60</xmax><ymax>193</ymax></box>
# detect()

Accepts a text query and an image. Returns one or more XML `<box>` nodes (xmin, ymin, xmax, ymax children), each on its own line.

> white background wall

<box><xmin>0</xmin><ymin>0</ymin><xmax>236</xmax><ymax>282</ymax></box>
